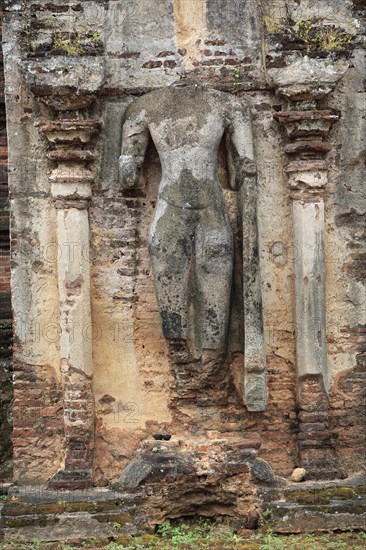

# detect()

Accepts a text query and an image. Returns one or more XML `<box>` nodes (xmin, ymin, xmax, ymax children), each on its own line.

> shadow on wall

<box><xmin>0</xmin><ymin>6</ymin><xmax>13</xmax><ymax>483</ymax></box>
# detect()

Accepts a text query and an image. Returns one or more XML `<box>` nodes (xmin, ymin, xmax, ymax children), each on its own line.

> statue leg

<box><xmin>195</xmin><ymin>207</ymin><xmax>233</xmax><ymax>358</ymax></box>
<box><xmin>148</xmin><ymin>201</ymin><xmax>192</xmax><ymax>344</ymax></box>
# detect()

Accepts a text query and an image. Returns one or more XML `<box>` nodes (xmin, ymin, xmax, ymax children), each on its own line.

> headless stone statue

<box><xmin>119</xmin><ymin>81</ymin><xmax>255</xmax><ymax>392</ymax></box>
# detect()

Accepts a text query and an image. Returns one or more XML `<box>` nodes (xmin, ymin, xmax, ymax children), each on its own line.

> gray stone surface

<box><xmin>247</xmin><ymin>458</ymin><xmax>276</xmax><ymax>484</ymax></box>
<box><xmin>272</xmin><ymin>504</ymin><xmax>366</xmax><ymax>533</ymax></box>
<box><xmin>2</xmin><ymin>514</ymin><xmax>117</xmax><ymax>543</ymax></box>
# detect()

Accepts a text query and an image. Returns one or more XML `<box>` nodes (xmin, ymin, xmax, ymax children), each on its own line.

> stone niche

<box><xmin>2</xmin><ymin>0</ymin><xmax>366</xmax><ymax>531</ymax></box>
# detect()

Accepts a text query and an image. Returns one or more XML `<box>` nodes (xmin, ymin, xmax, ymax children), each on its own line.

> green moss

<box><xmin>309</xmin><ymin>501</ymin><xmax>366</xmax><ymax>514</ymax></box>
<box><xmin>263</xmin><ymin>16</ymin><xmax>281</xmax><ymax>34</ymax></box>
<box><xmin>96</xmin><ymin>511</ymin><xmax>133</xmax><ymax>524</ymax></box>
<box><xmin>286</xmin><ymin>490</ymin><xmax>327</xmax><ymax>504</ymax></box>
<box><xmin>114</xmin><ymin>512</ymin><xmax>134</xmax><ymax>524</ymax></box>
<box><xmin>287</xmin><ymin>485</ymin><xmax>365</xmax><ymax>504</ymax></box>
<box><xmin>115</xmin><ymin>535</ymin><xmax>134</xmax><ymax>546</ymax></box>
<box><xmin>321</xmin><ymin>486</ymin><xmax>357</xmax><ymax>500</ymax></box>
<box><xmin>265</xmin><ymin>16</ymin><xmax>353</xmax><ymax>55</ymax></box>
<box><xmin>4</xmin><ymin>517</ymin><xmax>41</xmax><ymax>528</ymax></box>
<box><xmin>65</xmin><ymin>501</ymin><xmax>96</xmax><ymax>513</ymax></box>
<box><xmin>92</xmin><ymin>31</ymin><xmax>102</xmax><ymax>43</ymax></box>
<box><xmin>95</xmin><ymin>499</ymin><xmax>125</xmax><ymax>513</ymax></box>
<box><xmin>138</xmin><ymin>534</ymin><xmax>162</xmax><ymax>546</ymax></box>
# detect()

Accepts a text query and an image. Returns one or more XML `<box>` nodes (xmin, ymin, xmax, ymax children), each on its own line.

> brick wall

<box><xmin>2</xmin><ymin>0</ymin><xmax>365</xmax><ymax>489</ymax></box>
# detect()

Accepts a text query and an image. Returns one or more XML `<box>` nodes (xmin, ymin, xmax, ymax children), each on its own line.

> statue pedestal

<box><xmin>114</xmin><ymin>434</ymin><xmax>280</xmax><ymax>524</ymax></box>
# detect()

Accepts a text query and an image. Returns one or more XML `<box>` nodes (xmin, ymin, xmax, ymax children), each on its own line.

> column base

<box><xmin>298</xmin><ymin>375</ymin><xmax>344</xmax><ymax>480</ymax></box>
<box><xmin>48</xmin><ymin>469</ymin><xmax>93</xmax><ymax>490</ymax></box>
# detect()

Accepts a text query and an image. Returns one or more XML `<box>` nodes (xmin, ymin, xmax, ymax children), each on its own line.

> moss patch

<box><xmin>95</xmin><ymin>511</ymin><xmax>133</xmax><ymax>524</ymax></box>
<box><xmin>65</xmin><ymin>501</ymin><xmax>96</xmax><ymax>513</ymax></box>
<box><xmin>95</xmin><ymin>499</ymin><xmax>125</xmax><ymax>513</ymax></box>
<box><xmin>286</xmin><ymin>485</ymin><xmax>366</xmax><ymax>504</ymax></box>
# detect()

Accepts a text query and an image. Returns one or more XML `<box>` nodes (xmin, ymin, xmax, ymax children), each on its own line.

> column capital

<box><xmin>38</xmin><ymin>119</ymin><xmax>102</xmax><ymax>205</ymax></box>
<box><xmin>273</xmin><ymin>110</ymin><xmax>340</xmax><ymax>139</ymax></box>
<box><xmin>22</xmin><ymin>57</ymin><xmax>105</xmax><ymax>113</ymax></box>
<box><xmin>274</xmin><ymin>109</ymin><xmax>340</xmax><ymax>200</ymax></box>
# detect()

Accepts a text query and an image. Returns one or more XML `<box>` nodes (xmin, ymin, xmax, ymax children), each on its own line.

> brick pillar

<box><xmin>20</xmin><ymin>55</ymin><xmax>105</xmax><ymax>488</ymax></box>
<box><xmin>274</xmin><ymin>108</ymin><xmax>341</xmax><ymax>479</ymax></box>
<box><xmin>37</xmin><ymin>119</ymin><xmax>102</xmax><ymax>489</ymax></box>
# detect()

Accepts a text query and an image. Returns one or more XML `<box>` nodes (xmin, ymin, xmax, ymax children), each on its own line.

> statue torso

<box><xmin>143</xmin><ymin>86</ymin><xmax>229</xmax><ymax>209</ymax></box>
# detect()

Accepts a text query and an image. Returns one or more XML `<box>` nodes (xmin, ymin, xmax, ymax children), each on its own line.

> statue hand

<box><xmin>236</xmin><ymin>158</ymin><xmax>257</xmax><ymax>190</ymax></box>
<box><xmin>119</xmin><ymin>154</ymin><xmax>143</xmax><ymax>188</ymax></box>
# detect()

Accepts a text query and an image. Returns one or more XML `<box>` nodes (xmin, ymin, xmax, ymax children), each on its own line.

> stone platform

<box><xmin>113</xmin><ymin>435</ymin><xmax>276</xmax><ymax>524</ymax></box>
<box><xmin>0</xmin><ymin>435</ymin><xmax>276</xmax><ymax>543</ymax></box>
<box><xmin>2</xmin><ymin>455</ymin><xmax>366</xmax><ymax>543</ymax></box>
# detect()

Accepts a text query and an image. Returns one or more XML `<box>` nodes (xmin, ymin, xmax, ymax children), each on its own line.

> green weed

<box><xmin>53</xmin><ymin>34</ymin><xmax>83</xmax><ymax>56</ymax></box>
<box><xmin>92</xmin><ymin>31</ymin><xmax>102</xmax><ymax>43</ymax></box>
<box><xmin>289</xmin><ymin>19</ymin><xmax>353</xmax><ymax>53</ymax></box>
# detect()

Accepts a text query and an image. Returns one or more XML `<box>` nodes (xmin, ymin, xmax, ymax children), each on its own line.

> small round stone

<box><xmin>291</xmin><ymin>468</ymin><xmax>306</xmax><ymax>482</ymax></box>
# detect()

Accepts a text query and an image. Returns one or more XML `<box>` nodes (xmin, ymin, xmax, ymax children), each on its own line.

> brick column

<box><xmin>37</xmin><ymin>120</ymin><xmax>101</xmax><ymax>489</ymax></box>
<box><xmin>274</xmin><ymin>109</ymin><xmax>341</xmax><ymax>479</ymax></box>
<box><xmin>21</xmin><ymin>55</ymin><xmax>105</xmax><ymax>488</ymax></box>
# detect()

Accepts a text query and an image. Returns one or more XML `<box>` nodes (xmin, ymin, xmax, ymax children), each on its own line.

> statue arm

<box><xmin>119</xmin><ymin>104</ymin><xmax>150</xmax><ymax>188</ymax></box>
<box><xmin>225</xmin><ymin>105</ymin><xmax>256</xmax><ymax>191</ymax></box>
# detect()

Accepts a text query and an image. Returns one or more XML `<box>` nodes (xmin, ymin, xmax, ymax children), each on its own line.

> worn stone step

<box><xmin>2</xmin><ymin>508</ymin><xmax>135</xmax><ymax>527</ymax></box>
<box><xmin>270</xmin><ymin>499</ymin><xmax>366</xmax><ymax>533</ymax></box>
<box><xmin>269</xmin><ymin>474</ymin><xmax>366</xmax><ymax>533</ymax></box>
<box><xmin>1</xmin><ymin>512</ymin><xmax>121</xmax><ymax>543</ymax></box>
<box><xmin>284</xmin><ymin>486</ymin><xmax>366</xmax><ymax>505</ymax></box>
<box><xmin>282</xmin><ymin>474</ymin><xmax>366</xmax><ymax>501</ymax></box>
<box><xmin>0</xmin><ymin>487</ymin><xmax>147</xmax><ymax>543</ymax></box>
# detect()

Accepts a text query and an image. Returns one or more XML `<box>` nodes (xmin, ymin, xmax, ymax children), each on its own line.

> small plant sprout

<box><xmin>53</xmin><ymin>34</ymin><xmax>84</xmax><ymax>56</ymax></box>
<box><xmin>92</xmin><ymin>31</ymin><xmax>102</xmax><ymax>43</ymax></box>
<box><xmin>289</xmin><ymin>19</ymin><xmax>353</xmax><ymax>53</ymax></box>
